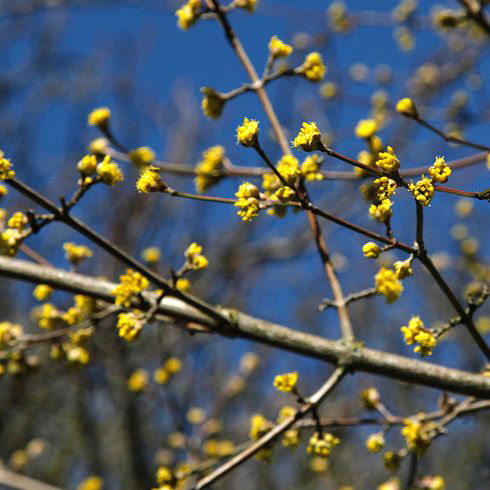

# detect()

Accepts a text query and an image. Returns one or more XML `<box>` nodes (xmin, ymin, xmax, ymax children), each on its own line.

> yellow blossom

<box><xmin>369</xmin><ymin>199</ymin><xmax>392</xmax><ymax>223</ymax></box>
<box><xmin>165</xmin><ymin>357</ymin><xmax>183</xmax><ymax>374</ymax></box>
<box><xmin>129</xmin><ymin>146</ymin><xmax>155</xmax><ymax>167</ymax></box>
<box><xmin>273</xmin><ymin>371</ymin><xmax>298</xmax><ymax>392</ymax></box>
<box><xmin>116</xmin><ymin>311</ymin><xmax>143</xmax><ymax>342</ymax></box>
<box><xmin>113</xmin><ymin>269</ymin><xmax>149</xmax><ymax>307</ymax></box>
<box><xmin>250</xmin><ymin>414</ymin><xmax>271</xmax><ymax>441</ymax></box>
<box><xmin>236</xmin><ymin>117</ymin><xmax>259</xmax><ymax>147</ymax></box>
<box><xmin>176</xmin><ymin>0</ymin><xmax>201</xmax><ymax>30</ymax></box>
<box><xmin>153</xmin><ymin>367</ymin><xmax>169</xmax><ymax>384</ymax></box>
<box><xmin>0</xmin><ymin>228</ymin><xmax>24</xmax><ymax>256</ymax></box>
<box><xmin>195</xmin><ymin>146</ymin><xmax>224</xmax><ymax>193</ymax></box>
<box><xmin>355</xmin><ymin>119</ymin><xmax>377</xmax><ymax>139</ymax></box>
<box><xmin>0</xmin><ymin>322</ymin><xmax>23</xmax><ymax>348</ymax></box>
<box><xmin>300</xmin><ymin>52</ymin><xmax>327</xmax><ymax>82</ymax></box>
<box><xmin>409</xmin><ymin>176</ymin><xmax>434</xmax><ymax>206</ymax></box>
<box><xmin>156</xmin><ymin>466</ymin><xmax>173</xmax><ymax>486</ymax></box>
<box><xmin>76</xmin><ymin>476</ymin><xmax>103</xmax><ymax>490</ymax></box>
<box><xmin>63</xmin><ymin>242</ymin><xmax>93</xmax><ymax>265</ymax></box>
<box><xmin>375</xmin><ymin>266</ymin><xmax>403</xmax><ymax>303</ymax></box>
<box><xmin>142</xmin><ymin>247</ymin><xmax>160</xmax><ymax>263</ymax></box>
<box><xmin>307</xmin><ymin>432</ymin><xmax>340</xmax><ymax>458</ymax></box>
<box><xmin>268</xmin><ymin>35</ymin><xmax>292</xmax><ymax>58</ymax></box>
<box><xmin>184</xmin><ymin>242</ymin><xmax>208</xmax><ymax>270</ymax></box>
<box><xmin>301</xmin><ymin>155</ymin><xmax>323</xmax><ymax>181</ymax></box>
<box><xmin>8</xmin><ymin>212</ymin><xmax>27</xmax><ymax>230</ymax></box>
<box><xmin>366</xmin><ymin>432</ymin><xmax>385</xmax><ymax>453</ymax></box>
<box><xmin>423</xmin><ymin>476</ymin><xmax>445</xmax><ymax>490</ymax></box>
<box><xmin>394</xmin><ymin>258</ymin><xmax>412</xmax><ymax>279</ymax></box>
<box><xmin>360</xmin><ymin>387</ymin><xmax>380</xmax><ymax>410</ymax></box>
<box><xmin>372</xmin><ymin>176</ymin><xmax>397</xmax><ymax>201</ymax></box>
<box><xmin>292</xmin><ymin>122</ymin><xmax>322</xmax><ymax>152</ymax></box>
<box><xmin>235</xmin><ymin>182</ymin><xmax>261</xmax><ymax>221</ymax></box>
<box><xmin>235</xmin><ymin>0</ymin><xmax>257</xmax><ymax>12</ymax></box>
<box><xmin>362</xmin><ymin>242</ymin><xmax>380</xmax><ymax>259</ymax></box>
<box><xmin>136</xmin><ymin>165</ymin><xmax>164</xmax><ymax>193</ymax></box>
<box><xmin>375</xmin><ymin>146</ymin><xmax>400</xmax><ymax>172</ymax></box>
<box><xmin>401</xmin><ymin>416</ymin><xmax>438</xmax><ymax>451</ymax></box>
<box><xmin>428</xmin><ymin>156</ymin><xmax>451</xmax><ymax>183</ymax></box>
<box><xmin>77</xmin><ymin>155</ymin><xmax>98</xmax><ymax>175</ymax></box>
<box><xmin>277</xmin><ymin>155</ymin><xmax>301</xmax><ymax>184</ymax></box>
<box><xmin>0</xmin><ymin>150</ymin><xmax>14</xmax><ymax>180</ymax></box>
<box><xmin>33</xmin><ymin>284</ymin><xmax>53</xmax><ymax>301</ymax></box>
<box><xmin>401</xmin><ymin>316</ymin><xmax>436</xmax><ymax>356</ymax></box>
<box><xmin>396</xmin><ymin>97</ymin><xmax>417</xmax><ymax>118</ymax></box>
<box><xmin>88</xmin><ymin>138</ymin><xmax>109</xmax><ymax>156</ymax></box>
<box><xmin>65</xmin><ymin>344</ymin><xmax>90</xmax><ymax>364</ymax></box>
<box><xmin>34</xmin><ymin>303</ymin><xmax>61</xmax><ymax>330</ymax></box>
<box><xmin>87</xmin><ymin>107</ymin><xmax>111</xmax><ymax>128</ymax></box>
<box><xmin>0</xmin><ymin>185</ymin><xmax>8</xmax><ymax>197</ymax></box>
<box><xmin>128</xmin><ymin>368</ymin><xmax>149</xmax><ymax>392</ymax></box>
<box><xmin>176</xmin><ymin>277</ymin><xmax>190</xmax><ymax>292</ymax></box>
<box><xmin>187</xmin><ymin>407</ymin><xmax>206</xmax><ymax>424</ymax></box>
<box><xmin>201</xmin><ymin>87</ymin><xmax>225</xmax><ymax>119</ymax></box>
<box><xmin>96</xmin><ymin>155</ymin><xmax>123</xmax><ymax>186</ymax></box>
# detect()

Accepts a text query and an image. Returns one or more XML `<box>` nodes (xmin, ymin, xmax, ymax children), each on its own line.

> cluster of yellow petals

<box><xmin>409</xmin><ymin>176</ymin><xmax>434</xmax><ymax>206</ymax></box>
<box><xmin>292</xmin><ymin>122</ymin><xmax>322</xmax><ymax>152</ymax></box>
<box><xmin>375</xmin><ymin>266</ymin><xmax>403</xmax><ymax>303</ymax></box>
<box><xmin>117</xmin><ymin>311</ymin><xmax>145</xmax><ymax>342</ymax></box>
<box><xmin>268</xmin><ymin>35</ymin><xmax>293</xmax><ymax>58</ymax></box>
<box><xmin>362</xmin><ymin>242</ymin><xmax>380</xmax><ymax>259</ymax></box>
<box><xmin>87</xmin><ymin>107</ymin><xmax>111</xmax><ymax>127</ymax></box>
<box><xmin>401</xmin><ymin>416</ymin><xmax>438</xmax><ymax>450</ymax></box>
<box><xmin>355</xmin><ymin>119</ymin><xmax>377</xmax><ymax>139</ymax></box>
<box><xmin>129</xmin><ymin>146</ymin><xmax>155</xmax><ymax>167</ymax></box>
<box><xmin>0</xmin><ymin>150</ymin><xmax>15</xmax><ymax>180</ymax></box>
<box><xmin>77</xmin><ymin>154</ymin><xmax>98</xmax><ymax>175</ymax></box>
<box><xmin>201</xmin><ymin>87</ymin><xmax>225</xmax><ymax>119</ymax></box>
<box><xmin>428</xmin><ymin>156</ymin><xmax>451</xmax><ymax>183</ymax></box>
<box><xmin>184</xmin><ymin>242</ymin><xmax>209</xmax><ymax>270</ymax></box>
<box><xmin>395</xmin><ymin>97</ymin><xmax>418</xmax><ymax>118</ymax></box>
<box><xmin>372</xmin><ymin>176</ymin><xmax>397</xmax><ymax>201</ymax></box>
<box><xmin>236</xmin><ymin>117</ymin><xmax>259</xmax><ymax>147</ymax></box>
<box><xmin>365</xmin><ymin>432</ymin><xmax>385</xmax><ymax>453</ymax></box>
<box><xmin>136</xmin><ymin>166</ymin><xmax>164</xmax><ymax>193</ymax></box>
<box><xmin>375</xmin><ymin>146</ymin><xmax>400</xmax><ymax>172</ymax></box>
<box><xmin>307</xmin><ymin>432</ymin><xmax>340</xmax><ymax>458</ymax></box>
<box><xmin>176</xmin><ymin>0</ymin><xmax>201</xmax><ymax>30</ymax></box>
<box><xmin>401</xmin><ymin>315</ymin><xmax>436</xmax><ymax>356</ymax></box>
<box><xmin>235</xmin><ymin>182</ymin><xmax>261</xmax><ymax>221</ymax></box>
<box><xmin>96</xmin><ymin>155</ymin><xmax>124</xmax><ymax>186</ymax></box>
<box><xmin>369</xmin><ymin>199</ymin><xmax>392</xmax><ymax>223</ymax></box>
<box><xmin>112</xmin><ymin>269</ymin><xmax>149</xmax><ymax>307</ymax></box>
<box><xmin>300</xmin><ymin>52</ymin><xmax>326</xmax><ymax>82</ymax></box>
<box><xmin>273</xmin><ymin>371</ymin><xmax>298</xmax><ymax>392</ymax></box>
<box><xmin>195</xmin><ymin>146</ymin><xmax>224</xmax><ymax>193</ymax></box>
<box><xmin>0</xmin><ymin>321</ymin><xmax>23</xmax><ymax>348</ymax></box>
<box><xmin>63</xmin><ymin>242</ymin><xmax>93</xmax><ymax>265</ymax></box>
<box><xmin>235</xmin><ymin>0</ymin><xmax>258</xmax><ymax>12</ymax></box>
<box><xmin>301</xmin><ymin>155</ymin><xmax>323</xmax><ymax>181</ymax></box>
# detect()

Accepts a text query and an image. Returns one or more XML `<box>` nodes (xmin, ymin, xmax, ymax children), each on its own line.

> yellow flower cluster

<box><xmin>375</xmin><ymin>146</ymin><xmax>400</xmax><ymax>173</ymax></box>
<box><xmin>34</xmin><ymin>303</ymin><xmax>61</xmax><ymax>330</ymax></box>
<box><xmin>142</xmin><ymin>247</ymin><xmax>160</xmax><ymax>263</ymax></box>
<box><xmin>235</xmin><ymin>0</ymin><xmax>257</xmax><ymax>12</ymax></box>
<box><xmin>62</xmin><ymin>295</ymin><xmax>95</xmax><ymax>326</ymax></box>
<box><xmin>176</xmin><ymin>277</ymin><xmax>190</xmax><ymax>292</ymax></box>
<box><xmin>203</xmin><ymin>439</ymin><xmax>235</xmax><ymax>458</ymax></box>
<box><xmin>201</xmin><ymin>87</ymin><xmax>225</xmax><ymax>119</ymax></box>
<box><xmin>375</xmin><ymin>267</ymin><xmax>403</xmax><ymax>303</ymax></box>
<box><xmin>63</xmin><ymin>242</ymin><xmax>93</xmax><ymax>265</ymax></box>
<box><xmin>292</xmin><ymin>122</ymin><xmax>322</xmax><ymax>152</ymax></box>
<box><xmin>401</xmin><ymin>316</ymin><xmax>436</xmax><ymax>356</ymax></box>
<box><xmin>8</xmin><ymin>212</ymin><xmax>27</xmax><ymax>230</ymax></box>
<box><xmin>277</xmin><ymin>406</ymin><xmax>300</xmax><ymax>447</ymax></box>
<box><xmin>268</xmin><ymin>35</ymin><xmax>292</xmax><ymax>58</ymax></box>
<box><xmin>394</xmin><ymin>258</ymin><xmax>412</xmax><ymax>279</ymax></box>
<box><xmin>96</xmin><ymin>155</ymin><xmax>124</xmax><ymax>186</ymax></box>
<box><xmin>0</xmin><ymin>321</ymin><xmax>23</xmax><ymax>348</ymax></box>
<box><xmin>236</xmin><ymin>117</ymin><xmax>259</xmax><ymax>147</ymax></box>
<box><xmin>176</xmin><ymin>0</ymin><xmax>201</xmax><ymax>30</ymax></box>
<box><xmin>401</xmin><ymin>416</ymin><xmax>438</xmax><ymax>451</ymax></box>
<box><xmin>87</xmin><ymin>107</ymin><xmax>111</xmax><ymax>128</ymax></box>
<box><xmin>249</xmin><ymin>414</ymin><xmax>270</xmax><ymax>440</ymax></box>
<box><xmin>369</xmin><ymin>199</ymin><xmax>392</xmax><ymax>223</ymax></box>
<box><xmin>360</xmin><ymin>387</ymin><xmax>380</xmax><ymax>410</ymax></box>
<box><xmin>136</xmin><ymin>166</ymin><xmax>164</xmax><ymax>193</ymax></box>
<box><xmin>365</xmin><ymin>432</ymin><xmax>385</xmax><ymax>453</ymax></box>
<box><xmin>396</xmin><ymin>97</ymin><xmax>417</xmax><ymax>118</ymax></box>
<box><xmin>428</xmin><ymin>156</ymin><xmax>451</xmax><ymax>183</ymax></box>
<box><xmin>300</xmin><ymin>52</ymin><xmax>326</xmax><ymax>82</ymax></box>
<box><xmin>273</xmin><ymin>371</ymin><xmax>298</xmax><ymax>393</ymax></box>
<box><xmin>372</xmin><ymin>176</ymin><xmax>397</xmax><ymax>201</ymax></box>
<box><xmin>33</xmin><ymin>284</ymin><xmax>53</xmax><ymax>301</ymax></box>
<box><xmin>0</xmin><ymin>150</ymin><xmax>15</xmax><ymax>180</ymax></box>
<box><xmin>277</xmin><ymin>155</ymin><xmax>301</xmax><ymax>185</ymax></box>
<box><xmin>153</xmin><ymin>357</ymin><xmax>183</xmax><ymax>384</ymax></box>
<box><xmin>77</xmin><ymin>476</ymin><xmax>103</xmax><ymax>490</ymax></box>
<box><xmin>362</xmin><ymin>242</ymin><xmax>380</xmax><ymax>259</ymax></box>
<box><xmin>77</xmin><ymin>154</ymin><xmax>98</xmax><ymax>175</ymax></box>
<box><xmin>235</xmin><ymin>182</ymin><xmax>261</xmax><ymax>221</ymax></box>
<box><xmin>0</xmin><ymin>227</ymin><xmax>25</xmax><ymax>256</ymax></box>
<box><xmin>195</xmin><ymin>146</ymin><xmax>224</xmax><ymax>193</ymax></box>
<box><xmin>128</xmin><ymin>368</ymin><xmax>149</xmax><ymax>392</ymax></box>
<box><xmin>88</xmin><ymin>138</ymin><xmax>108</xmax><ymax>156</ymax></box>
<box><xmin>117</xmin><ymin>311</ymin><xmax>145</xmax><ymax>342</ymax></box>
<box><xmin>301</xmin><ymin>155</ymin><xmax>323</xmax><ymax>181</ymax></box>
<box><xmin>307</xmin><ymin>432</ymin><xmax>340</xmax><ymax>458</ymax></box>
<box><xmin>409</xmin><ymin>176</ymin><xmax>434</xmax><ymax>206</ymax></box>
<box><xmin>355</xmin><ymin>119</ymin><xmax>377</xmax><ymax>139</ymax></box>
<box><xmin>184</xmin><ymin>242</ymin><xmax>208</xmax><ymax>270</ymax></box>
<box><xmin>113</xmin><ymin>269</ymin><xmax>149</xmax><ymax>307</ymax></box>
<box><xmin>129</xmin><ymin>146</ymin><xmax>155</xmax><ymax>167</ymax></box>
